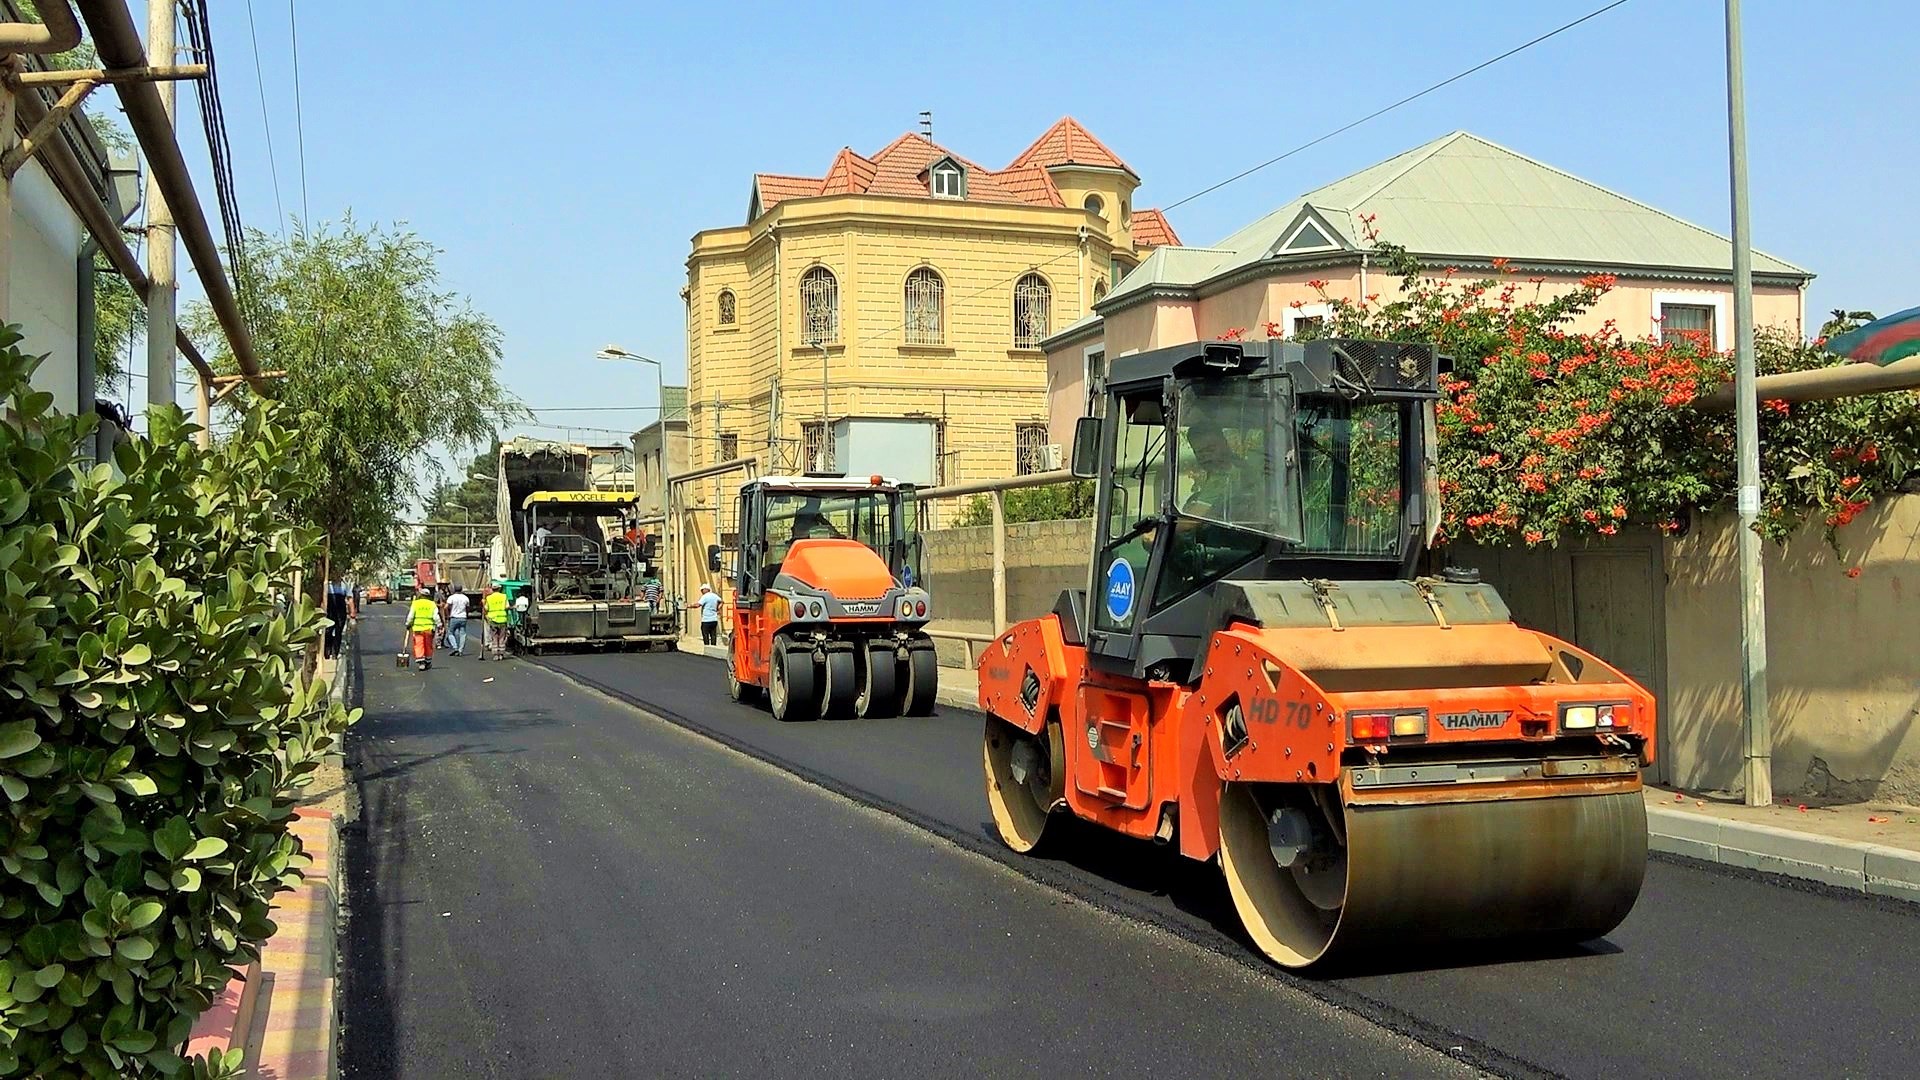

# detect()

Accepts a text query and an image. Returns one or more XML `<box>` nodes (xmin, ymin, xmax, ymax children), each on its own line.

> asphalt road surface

<box><xmin>343</xmin><ymin>607</ymin><xmax>1920</xmax><ymax>1078</ymax></box>
<box><xmin>340</xmin><ymin>608</ymin><xmax>1468</xmax><ymax>1079</ymax></box>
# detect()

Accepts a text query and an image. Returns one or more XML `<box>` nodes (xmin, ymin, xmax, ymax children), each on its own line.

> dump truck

<box><xmin>438</xmin><ymin>547</ymin><xmax>489</xmax><ymax>594</ymax></box>
<box><xmin>978</xmin><ymin>338</ymin><xmax>1654</xmax><ymax>968</ymax></box>
<box><xmin>723</xmin><ymin>474</ymin><xmax>935</xmax><ymax>720</ymax></box>
<box><xmin>497</xmin><ymin>438</ymin><xmax>675</xmax><ymax>652</ymax></box>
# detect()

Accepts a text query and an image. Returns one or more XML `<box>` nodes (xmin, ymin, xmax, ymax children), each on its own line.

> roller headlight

<box><xmin>1559</xmin><ymin>702</ymin><xmax>1627</xmax><ymax>731</ymax></box>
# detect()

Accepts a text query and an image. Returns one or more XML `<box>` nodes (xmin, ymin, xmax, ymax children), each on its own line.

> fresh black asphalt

<box><xmin>533</xmin><ymin>645</ymin><xmax>1920</xmax><ymax>1080</ymax></box>
<box><xmin>339</xmin><ymin>609</ymin><xmax>1470</xmax><ymax>1079</ymax></box>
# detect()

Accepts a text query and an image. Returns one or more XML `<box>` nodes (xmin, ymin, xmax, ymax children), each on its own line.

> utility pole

<box><xmin>1726</xmin><ymin>0</ymin><xmax>1771</xmax><ymax>806</ymax></box>
<box><xmin>144</xmin><ymin>0</ymin><xmax>179</xmax><ymax>416</ymax></box>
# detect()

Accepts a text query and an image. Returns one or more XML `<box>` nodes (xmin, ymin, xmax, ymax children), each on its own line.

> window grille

<box><xmin>719</xmin><ymin>433</ymin><xmax>739</xmax><ymax>461</ymax></box>
<box><xmin>717</xmin><ymin>290</ymin><xmax>736</xmax><ymax>325</ymax></box>
<box><xmin>1015</xmin><ymin>422</ymin><xmax>1050</xmax><ymax>475</ymax></box>
<box><xmin>800</xmin><ymin>266</ymin><xmax>839</xmax><ymax>344</ymax></box>
<box><xmin>1013</xmin><ymin>273</ymin><xmax>1051</xmax><ymax>349</ymax></box>
<box><xmin>801</xmin><ymin>421</ymin><xmax>826</xmax><ymax>472</ymax></box>
<box><xmin>904</xmin><ymin>267</ymin><xmax>944</xmax><ymax>345</ymax></box>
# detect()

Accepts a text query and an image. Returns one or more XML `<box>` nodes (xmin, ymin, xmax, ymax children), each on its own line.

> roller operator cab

<box><xmin>725</xmin><ymin>475</ymin><xmax>937</xmax><ymax>721</ymax></box>
<box><xmin>978</xmin><ymin>338</ymin><xmax>1656</xmax><ymax>969</ymax></box>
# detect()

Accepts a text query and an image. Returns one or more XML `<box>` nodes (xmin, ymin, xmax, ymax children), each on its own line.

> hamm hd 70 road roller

<box><xmin>724</xmin><ymin>474</ymin><xmax>937</xmax><ymax>720</ymax></box>
<box><xmin>979</xmin><ymin>337</ymin><xmax>1654</xmax><ymax>968</ymax></box>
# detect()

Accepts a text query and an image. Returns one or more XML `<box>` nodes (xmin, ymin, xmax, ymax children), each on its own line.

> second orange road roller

<box><xmin>723</xmin><ymin>474</ymin><xmax>938</xmax><ymax>720</ymax></box>
<box><xmin>978</xmin><ymin>337</ymin><xmax>1654</xmax><ymax>968</ymax></box>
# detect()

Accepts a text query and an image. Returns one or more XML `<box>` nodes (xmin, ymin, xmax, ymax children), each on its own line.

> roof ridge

<box><xmin>1435</xmin><ymin>132</ymin><xmax>1810</xmax><ymax>274</ymax></box>
<box><xmin>1331</xmin><ymin>130</ymin><xmax>1466</xmax><ymax>208</ymax></box>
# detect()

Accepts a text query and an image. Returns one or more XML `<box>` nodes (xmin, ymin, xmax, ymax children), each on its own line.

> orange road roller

<box><xmin>979</xmin><ymin>338</ymin><xmax>1653</xmax><ymax>968</ymax></box>
<box><xmin>723</xmin><ymin>474</ymin><xmax>938</xmax><ymax>720</ymax></box>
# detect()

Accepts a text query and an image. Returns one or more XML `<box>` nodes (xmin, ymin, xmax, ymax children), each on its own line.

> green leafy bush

<box><xmin>952</xmin><ymin>481</ymin><xmax>1095</xmax><ymax>527</ymax></box>
<box><xmin>0</xmin><ymin>331</ymin><xmax>355</xmax><ymax>1077</ymax></box>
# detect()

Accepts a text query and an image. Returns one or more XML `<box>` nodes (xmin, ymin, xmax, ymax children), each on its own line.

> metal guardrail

<box><xmin>915</xmin><ymin>468</ymin><xmax>1086</xmax><ymax>635</ymax></box>
<box><xmin>922</xmin><ymin>628</ymin><xmax>997</xmax><ymax>668</ymax></box>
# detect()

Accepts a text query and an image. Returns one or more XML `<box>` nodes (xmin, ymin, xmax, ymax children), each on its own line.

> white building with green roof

<box><xmin>1042</xmin><ymin>131</ymin><xmax>1813</xmax><ymax>442</ymax></box>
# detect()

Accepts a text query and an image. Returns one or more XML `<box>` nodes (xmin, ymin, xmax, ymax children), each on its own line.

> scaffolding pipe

<box><xmin>0</xmin><ymin>0</ymin><xmax>80</xmax><ymax>54</ymax></box>
<box><xmin>73</xmin><ymin>0</ymin><xmax>263</xmax><ymax>387</ymax></box>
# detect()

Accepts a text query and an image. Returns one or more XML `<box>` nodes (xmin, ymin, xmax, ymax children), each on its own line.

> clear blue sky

<box><xmin>172</xmin><ymin>0</ymin><xmax>1914</xmax><ymax>460</ymax></box>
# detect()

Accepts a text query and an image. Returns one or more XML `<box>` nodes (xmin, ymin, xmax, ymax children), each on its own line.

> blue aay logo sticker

<box><xmin>1105</xmin><ymin>557</ymin><xmax>1136</xmax><ymax>623</ymax></box>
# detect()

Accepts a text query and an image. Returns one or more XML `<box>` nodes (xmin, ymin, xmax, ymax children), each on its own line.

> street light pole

<box><xmin>597</xmin><ymin>346</ymin><xmax>673</xmax><ymax>606</ymax></box>
<box><xmin>817</xmin><ymin>342</ymin><xmax>831</xmax><ymax>470</ymax></box>
<box><xmin>1725</xmin><ymin>0</ymin><xmax>1771</xmax><ymax>806</ymax></box>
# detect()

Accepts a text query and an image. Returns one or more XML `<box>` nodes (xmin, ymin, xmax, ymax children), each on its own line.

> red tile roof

<box><xmin>748</xmin><ymin>119</ymin><xmax>1142</xmax><ymax>220</ymax></box>
<box><xmin>1008</xmin><ymin>117</ymin><xmax>1137</xmax><ymax>177</ymax></box>
<box><xmin>1129</xmin><ymin>208</ymin><xmax>1181</xmax><ymax>249</ymax></box>
<box><xmin>753</xmin><ymin>173</ymin><xmax>824</xmax><ymax>213</ymax></box>
<box><xmin>819</xmin><ymin>147</ymin><xmax>878</xmax><ymax>195</ymax></box>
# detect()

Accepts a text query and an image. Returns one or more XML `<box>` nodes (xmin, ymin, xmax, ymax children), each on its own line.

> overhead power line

<box><xmin>826</xmin><ymin>0</ymin><xmax>1630</xmax><ymax>356</ymax></box>
<box><xmin>182</xmin><ymin>0</ymin><xmax>252</xmax><ymax>329</ymax></box>
<box><xmin>242</xmin><ymin>0</ymin><xmax>286</xmax><ymax>236</ymax></box>
<box><xmin>287</xmin><ymin>0</ymin><xmax>310</xmax><ymax>225</ymax></box>
<box><xmin>1160</xmin><ymin>0</ymin><xmax>1634</xmax><ymax>213</ymax></box>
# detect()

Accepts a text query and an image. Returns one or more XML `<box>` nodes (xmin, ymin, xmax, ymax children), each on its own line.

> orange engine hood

<box><xmin>781</xmin><ymin>539</ymin><xmax>895</xmax><ymax>599</ymax></box>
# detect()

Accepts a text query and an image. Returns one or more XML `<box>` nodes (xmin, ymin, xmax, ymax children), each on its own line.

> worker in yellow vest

<box><xmin>481</xmin><ymin>584</ymin><xmax>511</xmax><ymax>661</ymax></box>
<box><xmin>407</xmin><ymin>591</ymin><xmax>442</xmax><ymax>670</ymax></box>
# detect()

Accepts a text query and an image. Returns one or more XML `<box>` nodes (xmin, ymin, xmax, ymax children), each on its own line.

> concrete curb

<box><xmin>1647</xmin><ymin>806</ymin><xmax>1920</xmax><ymax>903</ymax></box>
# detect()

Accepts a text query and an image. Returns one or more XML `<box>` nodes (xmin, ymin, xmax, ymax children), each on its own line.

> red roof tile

<box><xmin>819</xmin><ymin>147</ymin><xmax>878</xmax><ymax>195</ymax></box>
<box><xmin>754</xmin><ymin>173</ymin><xmax>824</xmax><ymax>212</ymax></box>
<box><xmin>996</xmin><ymin>166</ymin><xmax>1064</xmax><ymax>208</ymax></box>
<box><xmin>1008</xmin><ymin>117</ymin><xmax>1137</xmax><ymax>177</ymax></box>
<box><xmin>1129</xmin><ymin>208</ymin><xmax>1180</xmax><ymax>249</ymax></box>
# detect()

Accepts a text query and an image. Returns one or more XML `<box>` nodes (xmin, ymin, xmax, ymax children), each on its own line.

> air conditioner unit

<box><xmin>1045</xmin><ymin>444</ymin><xmax>1063</xmax><ymax>470</ymax></box>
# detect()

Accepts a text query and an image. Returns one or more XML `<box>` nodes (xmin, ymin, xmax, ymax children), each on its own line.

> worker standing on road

<box><xmin>697</xmin><ymin>583</ymin><xmax>721</xmax><ymax>646</ymax></box>
<box><xmin>482</xmin><ymin>584</ymin><xmax>510</xmax><ymax>660</ymax></box>
<box><xmin>407</xmin><ymin>590</ymin><xmax>442</xmax><ymax>670</ymax></box>
<box><xmin>445</xmin><ymin>585</ymin><xmax>471</xmax><ymax>658</ymax></box>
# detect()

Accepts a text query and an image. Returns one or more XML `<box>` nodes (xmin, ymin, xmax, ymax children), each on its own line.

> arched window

<box><xmin>1120</xmin><ymin>199</ymin><xmax>1131</xmax><ymax>226</ymax></box>
<box><xmin>717</xmin><ymin>289</ymin><xmax>737</xmax><ymax>326</ymax></box>
<box><xmin>904</xmin><ymin>267</ymin><xmax>944</xmax><ymax>345</ymax></box>
<box><xmin>1092</xmin><ymin>281</ymin><xmax>1108</xmax><ymax>302</ymax></box>
<box><xmin>1083</xmin><ymin>193</ymin><xmax>1105</xmax><ymax>219</ymax></box>
<box><xmin>800</xmin><ymin>266</ymin><xmax>838</xmax><ymax>345</ymax></box>
<box><xmin>1013</xmin><ymin>273</ymin><xmax>1052</xmax><ymax>349</ymax></box>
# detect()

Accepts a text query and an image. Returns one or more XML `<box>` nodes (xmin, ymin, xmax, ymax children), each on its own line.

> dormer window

<box><xmin>930</xmin><ymin>158</ymin><xmax>966</xmax><ymax>199</ymax></box>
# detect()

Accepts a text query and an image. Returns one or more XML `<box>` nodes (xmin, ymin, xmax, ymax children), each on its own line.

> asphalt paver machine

<box><xmin>978</xmin><ymin>338</ymin><xmax>1654</xmax><ymax>968</ymax></box>
<box><xmin>724</xmin><ymin>474</ymin><xmax>936</xmax><ymax>720</ymax></box>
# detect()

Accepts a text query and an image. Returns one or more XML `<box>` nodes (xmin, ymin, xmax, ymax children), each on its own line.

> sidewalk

<box><xmin>927</xmin><ymin>661</ymin><xmax>1920</xmax><ymax>904</ymax></box>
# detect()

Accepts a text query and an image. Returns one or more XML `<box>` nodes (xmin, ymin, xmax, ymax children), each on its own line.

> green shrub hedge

<box><xmin>0</xmin><ymin>332</ymin><xmax>355</xmax><ymax>1078</ymax></box>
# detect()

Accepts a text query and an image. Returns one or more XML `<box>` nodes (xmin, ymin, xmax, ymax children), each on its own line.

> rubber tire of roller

<box><xmin>820</xmin><ymin>648</ymin><xmax>857</xmax><ymax>719</ymax></box>
<box><xmin>902</xmin><ymin>647</ymin><xmax>938</xmax><ymax>716</ymax></box>
<box><xmin>855</xmin><ymin>644</ymin><xmax>899</xmax><ymax>718</ymax></box>
<box><xmin>769</xmin><ymin>643</ymin><xmax>818</xmax><ymax>722</ymax></box>
<box><xmin>727</xmin><ymin>641</ymin><xmax>761</xmax><ymax>704</ymax></box>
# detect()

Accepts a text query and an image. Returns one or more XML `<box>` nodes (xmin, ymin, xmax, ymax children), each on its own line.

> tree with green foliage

<box><xmin>405</xmin><ymin>443</ymin><xmax>501</xmax><ymax>562</ymax></box>
<box><xmin>185</xmin><ymin>218</ymin><xmax>522</xmax><ymax>580</ymax></box>
<box><xmin>0</xmin><ymin>332</ymin><xmax>354</xmax><ymax>1078</ymax></box>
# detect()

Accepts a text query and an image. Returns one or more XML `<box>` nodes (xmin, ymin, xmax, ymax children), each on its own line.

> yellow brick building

<box><xmin>683</xmin><ymin>119</ymin><xmax>1177</xmax><ymax>499</ymax></box>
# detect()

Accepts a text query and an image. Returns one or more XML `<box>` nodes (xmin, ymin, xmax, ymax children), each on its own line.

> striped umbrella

<box><xmin>1826</xmin><ymin>306</ymin><xmax>1920</xmax><ymax>366</ymax></box>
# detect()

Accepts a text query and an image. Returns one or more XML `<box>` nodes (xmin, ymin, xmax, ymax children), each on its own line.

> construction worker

<box><xmin>697</xmin><ymin>583</ymin><xmax>721</xmax><ymax>646</ymax></box>
<box><xmin>445</xmin><ymin>585</ymin><xmax>471</xmax><ymax>658</ymax></box>
<box><xmin>407</xmin><ymin>589</ymin><xmax>442</xmax><ymax>670</ymax></box>
<box><xmin>482</xmin><ymin>584</ymin><xmax>510</xmax><ymax>660</ymax></box>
